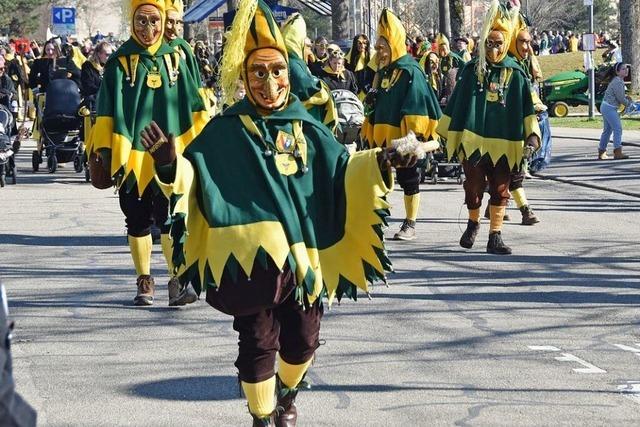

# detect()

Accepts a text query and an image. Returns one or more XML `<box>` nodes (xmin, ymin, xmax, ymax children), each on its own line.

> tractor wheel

<box><xmin>550</xmin><ymin>102</ymin><xmax>569</xmax><ymax>118</ymax></box>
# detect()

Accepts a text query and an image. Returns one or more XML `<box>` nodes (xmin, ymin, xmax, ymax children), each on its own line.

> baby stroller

<box><xmin>0</xmin><ymin>105</ymin><xmax>17</xmax><ymax>187</ymax></box>
<box><xmin>421</xmin><ymin>139</ymin><xmax>464</xmax><ymax>185</ymax></box>
<box><xmin>332</xmin><ymin>89</ymin><xmax>364</xmax><ymax>153</ymax></box>
<box><xmin>32</xmin><ymin>79</ymin><xmax>84</xmax><ymax>174</ymax></box>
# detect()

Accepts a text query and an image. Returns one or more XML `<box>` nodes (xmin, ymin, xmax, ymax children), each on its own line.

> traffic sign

<box><xmin>51</xmin><ymin>7</ymin><xmax>76</xmax><ymax>35</ymax></box>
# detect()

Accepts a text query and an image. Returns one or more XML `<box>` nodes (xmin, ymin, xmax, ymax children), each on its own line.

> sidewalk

<box><xmin>534</xmin><ymin>127</ymin><xmax>640</xmax><ymax>197</ymax></box>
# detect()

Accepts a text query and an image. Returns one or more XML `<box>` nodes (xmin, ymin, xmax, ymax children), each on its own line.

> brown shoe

<box><xmin>613</xmin><ymin>148</ymin><xmax>629</xmax><ymax>160</ymax></box>
<box><xmin>598</xmin><ymin>150</ymin><xmax>609</xmax><ymax>160</ymax></box>
<box><xmin>134</xmin><ymin>275</ymin><xmax>155</xmax><ymax>306</ymax></box>
<box><xmin>168</xmin><ymin>278</ymin><xmax>198</xmax><ymax>306</ymax></box>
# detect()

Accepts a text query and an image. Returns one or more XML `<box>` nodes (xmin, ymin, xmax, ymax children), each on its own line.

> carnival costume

<box><xmin>141</xmin><ymin>1</ymin><xmax>406</xmax><ymax>424</ymax></box>
<box><xmin>506</xmin><ymin>10</ymin><xmax>546</xmax><ymax>225</ymax></box>
<box><xmin>361</xmin><ymin>8</ymin><xmax>441</xmax><ymax>241</ymax></box>
<box><xmin>280</xmin><ymin>13</ymin><xmax>337</xmax><ymax>132</ymax></box>
<box><xmin>345</xmin><ymin>35</ymin><xmax>376</xmax><ymax>101</ymax></box>
<box><xmin>437</xmin><ymin>0</ymin><xmax>541</xmax><ymax>254</ymax></box>
<box><xmin>87</xmin><ymin>0</ymin><xmax>208</xmax><ymax>305</ymax></box>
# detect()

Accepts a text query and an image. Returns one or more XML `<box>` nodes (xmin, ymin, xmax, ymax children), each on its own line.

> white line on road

<box><xmin>554</xmin><ymin>353</ymin><xmax>607</xmax><ymax>374</ymax></box>
<box><xmin>527</xmin><ymin>345</ymin><xmax>561</xmax><ymax>352</ymax></box>
<box><xmin>614</xmin><ymin>344</ymin><xmax>640</xmax><ymax>353</ymax></box>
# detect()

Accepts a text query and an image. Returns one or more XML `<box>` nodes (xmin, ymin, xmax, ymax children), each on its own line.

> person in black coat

<box><xmin>319</xmin><ymin>44</ymin><xmax>358</xmax><ymax>94</ymax></box>
<box><xmin>28</xmin><ymin>41</ymin><xmax>81</xmax><ymax>93</ymax></box>
<box><xmin>81</xmin><ymin>41</ymin><xmax>113</xmax><ymax>98</ymax></box>
<box><xmin>0</xmin><ymin>56</ymin><xmax>17</xmax><ymax>110</ymax></box>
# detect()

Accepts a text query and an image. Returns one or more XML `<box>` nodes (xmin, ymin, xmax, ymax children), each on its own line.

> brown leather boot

<box><xmin>613</xmin><ymin>148</ymin><xmax>629</xmax><ymax>160</ymax></box>
<box><xmin>519</xmin><ymin>205</ymin><xmax>540</xmax><ymax>225</ymax></box>
<box><xmin>275</xmin><ymin>375</ymin><xmax>310</xmax><ymax>427</ymax></box>
<box><xmin>168</xmin><ymin>277</ymin><xmax>198</xmax><ymax>306</ymax></box>
<box><xmin>134</xmin><ymin>275</ymin><xmax>155</xmax><ymax>306</ymax></box>
<box><xmin>598</xmin><ymin>149</ymin><xmax>609</xmax><ymax>160</ymax></box>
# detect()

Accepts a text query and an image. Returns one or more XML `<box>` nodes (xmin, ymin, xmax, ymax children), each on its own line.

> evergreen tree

<box><xmin>0</xmin><ymin>0</ymin><xmax>48</xmax><ymax>36</ymax></box>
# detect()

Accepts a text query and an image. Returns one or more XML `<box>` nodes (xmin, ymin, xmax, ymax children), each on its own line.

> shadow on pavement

<box><xmin>0</xmin><ymin>234</ymin><xmax>124</xmax><ymax>246</ymax></box>
<box><xmin>129</xmin><ymin>375</ymin><xmax>240</xmax><ymax>401</ymax></box>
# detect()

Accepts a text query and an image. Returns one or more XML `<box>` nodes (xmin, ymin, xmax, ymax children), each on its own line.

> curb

<box><xmin>534</xmin><ymin>173</ymin><xmax>640</xmax><ymax>199</ymax></box>
<box><xmin>553</xmin><ymin>134</ymin><xmax>640</xmax><ymax>148</ymax></box>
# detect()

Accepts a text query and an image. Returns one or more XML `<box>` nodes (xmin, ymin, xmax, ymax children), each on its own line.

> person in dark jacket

<box><xmin>319</xmin><ymin>44</ymin><xmax>358</xmax><ymax>93</ymax></box>
<box><xmin>28</xmin><ymin>40</ymin><xmax>81</xmax><ymax>93</ymax></box>
<box><xmin>81</xmin><ymin>41</ymin><xmax>113</xmax><ymax>98</ymax></box>
<box><xmin>0</xmin><ymin>56</ymin><xmax>17</xmax><ymax>110</ymax></box>
<box><xmin>345</xmin><ymin>33</ymin><xmax>375</xmax><ymax>100</ymax></box>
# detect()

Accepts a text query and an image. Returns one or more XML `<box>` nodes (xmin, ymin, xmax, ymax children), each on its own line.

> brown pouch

<box><xmin>88</xmin><ymin>152</ymin><xmax>113</xmax><ymax>189</ymax></box>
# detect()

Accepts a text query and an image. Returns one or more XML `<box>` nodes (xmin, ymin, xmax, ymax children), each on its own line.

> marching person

<box><xmin>362</xmin><ymin>8</ymin><xmax>441</xmax><ymax>241</ymax></box>
<box><xmin>87</xmin><ymin>0</ymin><xmax>209</xmax><ymax>306</ymax></box>
<box><xmin>139</xmin><ymin>1</ymin><xmax>413</xmax><ymax>424</ymax></box>
<box><xmin>437</xmin><ymin>0</ymin><xmax>541</xmax><ymax>254</ymax></box>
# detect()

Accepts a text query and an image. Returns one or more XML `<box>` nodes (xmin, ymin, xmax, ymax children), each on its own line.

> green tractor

<box><xmin>541</xmin><ymin>70</ymin><xmax>604</xmax><ymax>117</ymax></box>
<box><xmin>541</xmin><ymin>64</ymin><xmax>628</xmax><ymax>117</ymax></box>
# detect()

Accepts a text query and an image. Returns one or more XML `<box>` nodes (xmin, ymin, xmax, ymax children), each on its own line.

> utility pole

<box><xmin>438</xmin><ymin>0</ymin><xmax>451</xmax><ymax>38</ymax></box>
<box><xmin>588</xmin><ymin>0</ymin><xmax>595</xmax><ymax>119</ymax></box>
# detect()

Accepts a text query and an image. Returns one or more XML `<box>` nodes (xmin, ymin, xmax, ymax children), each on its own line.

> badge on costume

<box><xmin>276</xmin><ymin>131</ymin><xmax>296</xmax><ymax>153</ymax></box>
<box><xmin>275</xmin><ymin>153</ymin><xmax>298</xmax><ymax>176</ymax></box>
<box><xmin>380</xmin><ymin>78</ymin><xmax>390</xmax><ymax>89</ymax></box>
<box><xmin>147</xmin><ymin>71</ymin><xmax>162</xmax><ymax>89</ymax></box>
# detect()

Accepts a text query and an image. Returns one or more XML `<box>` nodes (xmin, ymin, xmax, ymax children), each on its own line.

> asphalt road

<box><xmin>2</xmin><ymin>132</ymin><xmax>639</xmax><ymax>426</ymax></box>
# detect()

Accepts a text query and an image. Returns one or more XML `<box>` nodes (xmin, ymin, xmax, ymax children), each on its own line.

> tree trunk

<box><xmin>449</xmin><ymin>0</ymin><xmax>464</xmax><ymax>39</ymax></box>
<box><xmin>332</xmin><ymin>0</ymin><xmax>349</xmax><ymax>40</ymax></box>
<box><xmin>620</xmin><ymin>0</ymin><xmax>640</xmax><ymax>92</ymax></box>
<box><xmin>438</xmin><ymin>0</ymin><xmax>451</xmax><ymax>38</ymax></box>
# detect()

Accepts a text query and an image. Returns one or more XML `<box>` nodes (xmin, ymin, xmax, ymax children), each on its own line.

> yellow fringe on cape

<box><xmin>362</xmin><ymin>115</ymin><xmax>439</xmax><ymax>148</ymax></box>
<box><xmin>156</xmin><ymin>149</ymin><xmax>392</xmax><ymax>304</ymax></box>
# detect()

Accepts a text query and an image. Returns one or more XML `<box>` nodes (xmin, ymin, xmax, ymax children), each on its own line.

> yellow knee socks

<box><xmin>242</xmin><ymin>376</ymin><xmax>276</xmax><ymax>418</ymax></box>
<box><xmin>160</xmin><ymin>234</ymin><xmax>174</xmax><ymax>276</ymax></box>
<box><xmin>404</xmin><ymin>194</ymin><xmax>421</xmax><ymax>221</ymax></box>
<box><xmin>512</xmin><ymin>188</ymin><xmax>528</xmax><ymax>209</ymax></box>
<box><xmin>489</xmin><ymin>205</ymin><xmax>506</xmax><ymax>233</ymax></box>
<box><xmin>469</xmin><ymin>208</ymin><xmax>480</xmax><ymax>223</ymax></box>
<box><xmin>128</xmin><ymin>235</ymin><xmax>152</xmax><ymax>276</ymax></box>
<box><xmin>278</xmin><ymin>355</ymin><xmax>313</xmax><ymax>389</ymax></box>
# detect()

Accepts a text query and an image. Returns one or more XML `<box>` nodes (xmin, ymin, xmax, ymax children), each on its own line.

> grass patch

<box><xmin>550</xmin><ymin>116</ymin><xmax>640</xmax><ymax>130</ymax></box>
<box><xmin>536</xmin><ymin>48</ymin><xmax>612</xmax><ymax>79</ymax></box>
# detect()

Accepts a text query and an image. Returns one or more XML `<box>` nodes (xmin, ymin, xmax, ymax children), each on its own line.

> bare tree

<box><xmin>438</xmin><ymin>0</ymin><xmax>451</xmax><ymax>38</ymax></box>
<box><xmin>620</xmin><ymin>0</ymin><xmax>640</xmax><ymax>92</ymax></box>
<box><xmin>331</xmin><ymin>0</ymin><xmax>349</xmax><ymax>40</ymax></box>
<box><xmin>449</xmin><ymin>0</ymin><xmax>464</xmax><ymax>38</ymax></box>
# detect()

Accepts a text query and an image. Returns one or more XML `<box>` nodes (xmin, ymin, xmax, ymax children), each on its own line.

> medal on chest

<box><xmin>147</xmin><ymin>70</ymin><xmax>162</xmax><ymax>89</ymax></box>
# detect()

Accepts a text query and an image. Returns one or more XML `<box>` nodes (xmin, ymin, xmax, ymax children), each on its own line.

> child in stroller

<box><xmin>0</xmin><ymin>105</ymin><xmax>16</xmax><ymax>186</ymax></box>
<box><xmin>32</xmin><ymin>78</ymin><xmax>84</xmax><ymax>174</ymax></box>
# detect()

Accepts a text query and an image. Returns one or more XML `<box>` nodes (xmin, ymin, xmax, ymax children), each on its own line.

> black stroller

<box><xmin>421</xmin><ymin>139</ymin><xmax>464</xmax><ymax>185</ymax></box>
<box><xmin>0</xmin><ymin>104</ymin><xmax>17</xmax><ymax>187</ymax></box>
<box><xmin>32</xmin><ymin>79</ymin><xmax>84</xmax><ymax>174</ymax></box>
<box><xmin>332</xmin><ymin>89</ymin><xmax>364</xmax><ymax>153</ymax></box>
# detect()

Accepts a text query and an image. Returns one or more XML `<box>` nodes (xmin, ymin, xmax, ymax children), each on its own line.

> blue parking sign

<box><xmin>52</xmin><ymin>7</ymin><xmax>75</xmax><ymax>24</ymax></box>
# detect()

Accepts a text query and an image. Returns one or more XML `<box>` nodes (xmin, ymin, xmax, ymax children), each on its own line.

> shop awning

<box><xmin>184</xmin><ymin>0</ymin><xmax>226</xmax><ymax>23</ymax></box>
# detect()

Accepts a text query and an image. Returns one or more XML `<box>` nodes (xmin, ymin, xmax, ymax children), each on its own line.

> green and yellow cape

<box><xmin>87</xmin><ymin>38</ymin><xmax>209</xmax><ymax>194</ymax></box>
<box><xmin>157</xmin><ymin>95</ymin><xmax>393</xmax><ymax>304</ymax></box>
<box><xmin>436</xmin><ymin>56</ymin><xmax>541</xmax><ymax>170</ymax></box>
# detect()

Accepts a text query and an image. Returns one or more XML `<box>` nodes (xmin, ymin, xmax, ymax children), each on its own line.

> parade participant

<box><xmin>281</xmin><ymin>13</ymin><xmax>337</xmax><ymax>131</ymax></box>
<box><xmin>454</xmin><ymin>36</ymin><xmax>472</xmax><ymax>62</ymax></box>
<box><xmin>0</xmin><ymin>56</ymin><xmax>17</xmax><ymax>109</ymax></box>
<box><xmin>309</xmin><ymin>36</ymin><xmax>328</xmax><ymax>76</ymax></box>
<box><xmin>28</xmin><ymin>40</ymin><xmax>81</xmax><ymax>92</ymax></box>
<box><xmin>87</xmin><ymin>0</ymin><xmax>209</xmax><ymax>306</ymax></box>
<box><xmin>437</xmin><ymin>0</ymin><xmax>541</xmax><ymax>254</ymax></box>
<box><xmin>320</xmin><ymin>44</ymin><xmax>358</xmax><ymax>93</ymax></box>
<box><xmin>362</xmin><ymin>8</ymin><xmax>441</xmax><ymax>241</ymax></box>
<box><xmin>140</xmin><ymin>1</ymin><xmax>413</xmax><ymax>424</ymax></box>
<box><xmin>423</xmin><ymin>51</ymin><xmax>442</xmax><ymax>99</ymax></box>
<box><xmin>345</xmin><ymin>34</ymin><xmax>375</xmax><ymax>100</ymax></box>
<box><xmin>506</xmin><ymin>11</ymin><xmax>545</xmax><ymax>225</ymax></box>
<box><xmin>3</xmin><ymin>43</ymin><xmax>29</xmax><ymax>121</ymax></box>
<box><xmin>164</xmin><ymin>0</ymin><xmax>200</xmax><ymax>87</ymax></box>
<box><xmin>420</xmin><ymin>33</ymin><xmax>463</xmax><ymax>105</ymax></box>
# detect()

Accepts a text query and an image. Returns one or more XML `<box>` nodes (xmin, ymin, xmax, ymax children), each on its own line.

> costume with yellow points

<box><xmin>153</xmin><ymin>0</ymin><xmax>394</xmax><ymax>423</ymax></box>
<box><xmin>419</xmin><ymin>33</ymin><xmax>464</xmax><ymax>104</ymax></box>
<box><xmin>87</xmin><ymin>0</ymin><xmax>208</xmax><ymax>306</ymax></box>
<box><xmin>280</xmin><ymin>13</ymin><xmax>337</xmax><ymax>131</ymax></box>
<box><xmin>437</xmin><ymin>0</ymin><xmax>541</xmax><ymax>254</ymax></box>
<box><xmin>506</xmin><ymin>10</ymin><xmax>545</xmax><ymax>225</ymax></box>
<box><xmin>361</xmin><ymin>8</ymin><xmax>441</xmax><ymax>241</ymax></box>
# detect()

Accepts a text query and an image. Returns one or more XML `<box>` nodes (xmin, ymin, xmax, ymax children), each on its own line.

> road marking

<box><xmin>554</xmin><ymin>353</ymin><xmax>607</xmax><ymax>374</ymax></box>
<box><xmin>617</xmin><ymin>381</ymin><xmax>640</xmax><ymax>406</ymax></box>
<box><xmin>527</xmin><ymin>345</ymin><xmax>561</xmax><ymax>352</ymax></box>
<box><xmin>614</xmin><ymin>343</ymin><xmax>640</xmax><ymax>357</ymax></box>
